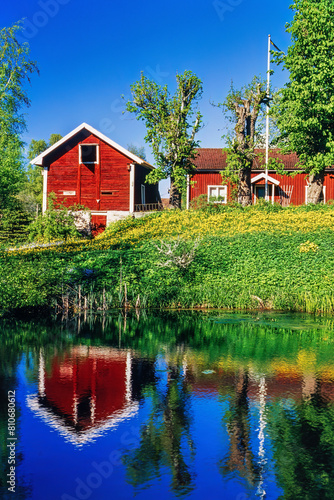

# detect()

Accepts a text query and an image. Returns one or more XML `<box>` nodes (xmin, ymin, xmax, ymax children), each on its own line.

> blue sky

<box><xmin>3</xmin><ymin>0</ymin><xmax>293</xmax><ymax>195</ymax></box>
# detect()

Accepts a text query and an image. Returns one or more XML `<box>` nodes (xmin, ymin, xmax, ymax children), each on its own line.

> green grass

<box><xmin>1</xmin><ymin>203</ymin><xmax>334</xmax><ymax>316</ymax></box>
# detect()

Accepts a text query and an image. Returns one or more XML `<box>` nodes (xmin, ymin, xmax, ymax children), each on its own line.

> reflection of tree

<box><xmin>0</xmin><ymin>346</ymin><xmax>31</xmax><ymax>498</ymax></box>
<box><xmin>269</xmin><ymin>381</ymin><xmax>334</xmax><ymax>500</ymax></box>
<box><xmin>123</xmin><ymin>366</ymin><xmax>195</xmax><ymax>497</ymax></box>
<box><xmin>219</xmin><ymin>369</ymin><xmax>259</xmax><ymax>487</ymax></box>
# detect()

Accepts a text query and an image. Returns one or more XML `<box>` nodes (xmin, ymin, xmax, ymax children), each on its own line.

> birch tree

<box><xmin>0</xmin><ymin>22</ymin><xmax>38</xmax><ymax>208</ymax></box>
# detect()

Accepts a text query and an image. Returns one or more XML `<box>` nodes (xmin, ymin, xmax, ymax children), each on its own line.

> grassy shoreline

<box><xmin>1</xmin><ymin>203</ymin><xmax>334</xmax><ymax>317</ymax></box>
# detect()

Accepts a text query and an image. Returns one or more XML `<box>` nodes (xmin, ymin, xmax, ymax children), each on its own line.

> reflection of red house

<box><xmin>27</xmin><ymin>347</ymin><xmax>139</xmax><ymax>446</ymax></box>
<box><xmin>189</xmin><ymin>149</ymin><xmax>334</xmax><ymax>206</ymax></box>
<box><xmin>186</xmin><ymin>369</ymin><xmax>334</xmax><ymax>402</ymax></box>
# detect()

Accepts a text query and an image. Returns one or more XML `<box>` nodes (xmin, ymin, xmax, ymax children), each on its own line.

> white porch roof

<box><xmin>251</xmin><ymin>172</ymin><xmax>280</xmax><ymax>186</ymax></box>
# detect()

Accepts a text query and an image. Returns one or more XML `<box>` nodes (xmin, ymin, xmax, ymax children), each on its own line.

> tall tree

<box><xmin>272</xmin><ymin>0</ymin><xmax>334</xmax><ymax>204</ymax></box>
<box><xmin>216</xmin><ymin>77</ymin><xmax>268</xmax><ymax>206</ymax></box>
<box><xmin>20</xmin><ymin>134</ymin><xmax>62</xmax><ymax>214</ymax></box>
<box><xmin>126</xmin><ymin>71</ymin><xmax>203</xmax><ymax>208</ymax></box>
<box><xmin>0</xmin><ymin>22</ymin><xmax>38</xmax><ymax>209</ymax></box>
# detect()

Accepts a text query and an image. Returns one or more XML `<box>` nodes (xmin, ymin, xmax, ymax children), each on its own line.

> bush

<box><xmin>0</xmin><ymin>209</ymin><xmax>33</xmax><ymax>244</ymax></box>
<box><xmin>28</xmin><ymin>197</ymin><xmax>82</xmax><ymax>242</ymax></box>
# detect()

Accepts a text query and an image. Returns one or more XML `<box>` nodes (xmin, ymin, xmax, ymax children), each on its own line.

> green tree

<box><xmin>269</xmin><ymin>386</ymin><xmax>334</xmax><ymax>499</ymax></box>
<box><xmin>0</xmin><ymin>21</ymin><xmax>38</xmax><ymax>209</ymax></box>
<box><xmin>20</xmin><ymin>134</ymin><xmax>63</xmax><ymax>214</ymax></box>
<box><xmin>127</xmin><ymin>143</ymin><xmax>146</xmax><ymax>160</ymax></box>
<box><xmin>123</xmin><ymin>364</ymin><xmax>195</xmax><ymax>496</ymax></box>
<box><xmin>272</xmin><ymin>0</ymin><xmax>334</xmax><ymax>204</ymax></box>
<box><xmin>126</xmin><ymin>71</ymin><xmax>203</xmax><ymax>208</ymax></box>
<box><xmin>216</xmin><ymin>77</ymin><xmax>268</xmax><ymax>206</ymax></box>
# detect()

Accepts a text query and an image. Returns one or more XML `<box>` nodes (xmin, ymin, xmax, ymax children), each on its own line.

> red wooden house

<box><xmin>31</xmin><ymin>123</ymin><xmax>161</xmax><ymax>231</ymax></box>
<box><xmin>189</xmin><ymin>149</ymin><xmax>334</xmax><ymax>206</ymax></box>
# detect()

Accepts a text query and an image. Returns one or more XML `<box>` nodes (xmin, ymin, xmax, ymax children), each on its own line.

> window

<box><xmin>207</xmin><ymin>185</ymin><xmax>227</xmax><ymax>203</ymax></box>
<box><xmin>79</xmin><ymin>144</ymin><xmax>99</xmax><ymax>164</ymax></box>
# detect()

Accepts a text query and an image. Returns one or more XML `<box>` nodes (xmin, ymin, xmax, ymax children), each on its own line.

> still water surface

<box><xmin>1</xmin><ymin>311</ymin><xmax>334</xmax><ymax>500</ymax></box>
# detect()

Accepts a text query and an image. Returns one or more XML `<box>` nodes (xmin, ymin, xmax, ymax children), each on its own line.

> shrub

<box><xmin>28</xmin><ymin>196</ymin><xmax>82</xmax><ymax>242</ymax></box>
<box><xmin>0</xmin><ymin>209</ymin><xmax>33</xmax><ymax>244</ymax></box>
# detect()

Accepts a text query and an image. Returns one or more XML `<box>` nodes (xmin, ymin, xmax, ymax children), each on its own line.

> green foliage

<box><xmin>0</xmin><ymin>21</ymin><xmax>38</xmax><ymax>209</ymax></box>
<box><xmin>126</xmin><ymin>143</ymin><xmax>146</xmax><ymax>160</ymax></box>
<box><xmin>215</xmin><ymin>76</ymin><xmax>269</xmax><ymax>205</ymax></box>
<box><xmin>3</xmin><ymin>204</ymin><xmax>334</xmax><ymax>315</ymax></box>
<box><xmin>0</xmin><ymin>208</ymin><xmax>32</xmax><ymax>243</ymax></box>
<box><xmin>0</xmin><ymin>21</ymin><xmax>38</xmax><ymax>134</ymax></box>
<box><xmin>21</xmin><ymin>134</ymin><xmax>63</xmax><ymax>215</ymax></box>
<box><xmin>272</xmin><ymin>0</ymin><xmax>334</xmax><ymax>198</ymax></box>
<box><xmin>28</xmin><ymin>195</ymin><xmax>82</xmax><ymax>242</ymax></box>
<box><xmin>0</xmin><ymin>133</ymin><xmax>25</xmax><ymax>209</ymax></box>
<box><xmin>126</xmin><ymin>70</ymin><xmax>203</xmax><ymax>201</ymax></box>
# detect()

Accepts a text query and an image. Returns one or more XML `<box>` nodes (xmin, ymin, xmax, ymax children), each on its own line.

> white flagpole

<box><xmin>265</xmin><ymin>34</ymin><xmax>271</xmax><ymax>202</ymax></box>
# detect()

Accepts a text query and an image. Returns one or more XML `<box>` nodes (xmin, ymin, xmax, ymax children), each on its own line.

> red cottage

<box><xmin>31</xmin><ymin>123</ymin><xmax>161</xmax><ymax>230</ymax></box>
<box><xmin>188</xmin><ymin>149</ymin><xmax>334</xmax><ymax>206</ymax></box>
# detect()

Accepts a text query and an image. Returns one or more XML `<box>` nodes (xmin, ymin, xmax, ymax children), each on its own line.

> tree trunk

<box><xmin>238</xmin><ymin>167</ymin><xmax>252</xmax><ymax>206</ymax></box>
<box><xmin>169</xmin><ymin>182</ymin><xmax>181</xmax><ymax>208</ymax></box>
<box><xmin>307</xmin><ymin>171</ymin><xmax>325</xmax><ymax>204</ymax></box>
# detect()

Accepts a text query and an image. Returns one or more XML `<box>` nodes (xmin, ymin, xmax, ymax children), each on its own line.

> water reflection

<box><xmin>123</xmin><ymin>359</ymin><xmax>195</xmax><ymax>497</ymax></box>
<box><xmin>219</xmin><ymin>370</ymin><xmax>260</xmax><ymax>490</ymax></box>
<box><xmin>26</xmin><ymin>347</ymin><xmax>156</xmax><ymax>446</ymax></box>
<box><xmin>1</xmin><ymin>312</ymin><xmax>334</xmax><ymax>499</ymax></box>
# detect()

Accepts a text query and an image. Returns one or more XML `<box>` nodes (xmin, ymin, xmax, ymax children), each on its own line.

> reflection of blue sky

<box><xmin>12</xmin><ymin>352</ymin><xmax>286</xmax><ymax>500</ymax></box>
<box><xmin>17</xmin><ymin>360</ymin><xmax>277</xmax><ymax>500</ymax></box>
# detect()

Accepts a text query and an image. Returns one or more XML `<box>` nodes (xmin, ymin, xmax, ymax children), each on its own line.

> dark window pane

<box><xmin>81</xmin><ymin>145</ymin><xmax>97</xmax><ymax>163</ymax></box>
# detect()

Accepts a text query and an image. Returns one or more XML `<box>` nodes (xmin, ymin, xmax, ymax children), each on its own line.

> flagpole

<box><xmin>265</xmin><ymin>34</ymin><xmax>271</xmax><ymax>202</ymax></box>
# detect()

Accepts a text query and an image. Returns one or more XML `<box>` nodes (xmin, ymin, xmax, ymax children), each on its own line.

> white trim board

<box><xmin>251</xmin><ymin>172</ymin><xmax>280</xmax><ymax>186</ymax></box>
<box><xmin>30</xmin><ymin>122</ymin><xmax>154</xmax><ymax>169</ymax></box>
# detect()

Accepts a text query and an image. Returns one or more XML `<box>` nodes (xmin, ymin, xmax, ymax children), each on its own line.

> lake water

<box><xmin>1</xmin><ymin>311</ymin><xmax>334</xmax><ymax>500</ymax></box>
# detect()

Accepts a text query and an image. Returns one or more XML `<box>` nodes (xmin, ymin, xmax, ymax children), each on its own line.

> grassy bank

<box><xmin>1</xmin><ymin>203</ymin><xmax>334</xmax><ymax>316</ymax></box>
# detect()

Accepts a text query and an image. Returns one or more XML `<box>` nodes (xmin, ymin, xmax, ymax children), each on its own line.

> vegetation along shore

<box><xmin>1</xmin><ymin>202</ymin><xmax>334</xmax><ymax>317</ymax></box>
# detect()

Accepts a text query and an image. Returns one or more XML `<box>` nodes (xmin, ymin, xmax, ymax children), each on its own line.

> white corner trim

<box><xmin>30</xmin><ymin>122</ymin><xmax>153</xmax><ymax>169</ymax></box>
<box><xmin>129</xmin><ymin>163</ymin><xmax>135</xmax><ymax>213</ymax></box>
<box><xmin>42</xmin><ymin>167</ymin><xmax>48</xmax><ymax>213</ymax></box>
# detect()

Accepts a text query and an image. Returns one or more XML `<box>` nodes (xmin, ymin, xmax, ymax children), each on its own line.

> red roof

<box><xmin>192</xmin><ymin>148</ymin><xmax>300</xmax><ymax>171</ymax></box>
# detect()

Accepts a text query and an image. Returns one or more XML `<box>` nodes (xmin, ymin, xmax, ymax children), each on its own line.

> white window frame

<box><xmin>141</xmin><ymin>184</ymin><xmax>146</xmax><ymax>205</ymax></box>
<box><xmin>79</xmin><ymin>143</ymin><xmax>99</xmax><ymax>164</ymax></box>
<box><xmin>207</xmin><ymin>185</ymin><xmax>227</xmax><ymax>204</ymax></box>
<box><xmin>305</xmin><ymin>185</ymin><xmax>326</xmax><ymax>204</ymax></box>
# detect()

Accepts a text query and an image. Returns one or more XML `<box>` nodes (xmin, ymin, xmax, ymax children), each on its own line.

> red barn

<box><xmin>189</xmin><ymin>149</ymin><xmax>334</xmax><ymax>206</ymax></box>
<box><xmin>31</xmin><ymin>123</ymin><xmax>161</xmax><ymax>231</ymax></box>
